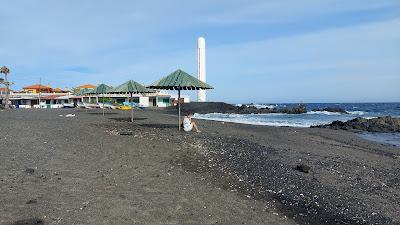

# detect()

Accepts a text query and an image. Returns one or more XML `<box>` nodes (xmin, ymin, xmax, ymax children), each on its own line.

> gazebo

<box><xmin>108</xmin><ymin>80</ymin><xmax>152</xmax><ymax>122</ymax></box>
<box><xmin>90</xmin><ymin>84</ymin><xmax>113</xmax><ymax>116</ymax></box>
<box><xmin>147</xmin><ymin>69</ymin><xmax>213</xmax><ymax>130</ymax></box>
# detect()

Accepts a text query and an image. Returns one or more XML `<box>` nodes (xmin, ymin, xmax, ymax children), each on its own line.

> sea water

<box><xmin>193</xmin><ymin>103</ymin><xmax>400</xmax><ymax>147</ymax></box>
<box><xmin>356</xmin><ymin>132</ymin><xmax>400</xmax><ymax>147</ymax></box>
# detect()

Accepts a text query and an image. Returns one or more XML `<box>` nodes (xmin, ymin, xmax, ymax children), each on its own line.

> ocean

<box><xmin>193</xmin><ymin>102</ymin><xmax>400</xmax><ymax>147</ymax></box>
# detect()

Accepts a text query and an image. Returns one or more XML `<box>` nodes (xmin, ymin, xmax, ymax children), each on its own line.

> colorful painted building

<box><xmin>75</xmin><ymin>84</ymin><xmax>96</xmax><ymax>90</ymax></box>
<box><xmin>23</xmin><ymin>84</ymin><xmax>52</xmax><ymax>94</ymax></box>
<box><xmin>3</xmin><ymin>83</ymin><xmax>190</xmax><ymax>109</ymax></box>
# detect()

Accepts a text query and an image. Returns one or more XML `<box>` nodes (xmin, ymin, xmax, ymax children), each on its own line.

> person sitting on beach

<box><xmin>182</xmin><ymin>112</ymin><xmax>201</xmax><ymax>132</ymax></box>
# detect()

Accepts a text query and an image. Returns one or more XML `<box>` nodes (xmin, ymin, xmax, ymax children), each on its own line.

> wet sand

<box><xmin>0</xmin><ymin>109</ymin><xmax>399</xmax><ymax>225</ymax></box>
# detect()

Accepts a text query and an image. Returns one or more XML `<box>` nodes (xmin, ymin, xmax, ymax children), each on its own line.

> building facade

<box><xmin>2</xmin><ymin>83</ymin><xmax>190</xmax><ymax>109</ymax></box>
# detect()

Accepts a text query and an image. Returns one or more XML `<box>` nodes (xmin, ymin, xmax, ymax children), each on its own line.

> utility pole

<box><xmin>38</xmin><ymin>77</ymin><xmax>42</xmax><ymax>109</ymax></box>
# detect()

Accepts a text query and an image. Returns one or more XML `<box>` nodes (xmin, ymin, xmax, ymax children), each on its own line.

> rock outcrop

<box><xmin>168</xmin><ymin>102</ymin><xmax>307</xmax><ymax>115</ymax></box>
<box><xmin>312</xmin><ymin>116</ymin><xmax>400</xmax><ymax>132</ymax></box>
<box><xmin>281</xmin><ymin>104</ymin><xmax>307</xmax><ymax>114</ymax></box>
<box><xmin>312</xmin><ymin>107</ymin><xmax>348</xmax><ymax>114</ymax></box>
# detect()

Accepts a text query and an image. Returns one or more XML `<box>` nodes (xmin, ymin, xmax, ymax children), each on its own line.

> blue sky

<box><xmin>0</xmin><ymin>0</ymin><xmax>399</xmax><ymax>103</ymax></box>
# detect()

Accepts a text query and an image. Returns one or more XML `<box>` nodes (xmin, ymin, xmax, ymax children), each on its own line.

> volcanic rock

<box><xmin>170</xmin><ymin>102</ymin><xmax>307</xmax><ymax>115</ymax></box>
<box><xmin>312</xmin><ymin>107</ymin><xmax>348</xmax><ymax>114</ymax></box>
<box><xmin>25</xmin><ymin>168</ymin><xmax>35</xmax><ymax>174</ymax></box>
<box><xmin>295</xmin><ymin>164</ymin><xmax>311</xmax><ymax>173</ymax></box>
<box><xmin>281</xmin><ymin>104</ymin><xmax>307</xmax><ymax>114</ymax></box>
<box><xmin>313</xmin><ymin>116</ymin><xmax>400</xmax><ymax>132</ymax></box>
<box><xmin>26</xmin><ymin>199</ymin><xmax>37</xmax><ymax>204</ymax></box>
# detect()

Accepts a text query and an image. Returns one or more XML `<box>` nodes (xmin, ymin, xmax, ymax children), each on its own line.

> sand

<box><xmin>0</xmin><ymin>109</ymin><xmax>399</xmax><ymax>225</ymax></box>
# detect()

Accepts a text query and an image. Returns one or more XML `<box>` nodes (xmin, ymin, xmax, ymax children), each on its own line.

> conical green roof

<box><xmin>74</xmin><ymin>88</ymin><xmax>93</xmax><ymax>95</ymax></box>
<box><xmin>108</xmin><ymin>80</ymin><xmax>151</xmax><ymax>93</ymax></box>
<box><xmin>91</xmin><ymin>83</ymin><xmax>113</xmax><ymax>94</ymax></box>
<box><xmin>148</xmin><ymin>69</ymin><xmax>213</xmax><ymax>90</ymax></box>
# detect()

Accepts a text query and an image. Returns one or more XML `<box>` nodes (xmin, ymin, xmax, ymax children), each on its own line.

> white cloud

<box><xmin>203</xmin><ymin>18</ymin><xmax>400</xmax><ymax>102</ymax></box>
<box><xmin>0</xmin><ymin>0</ymin><xmax>399</xmax><ymax>102</ymax></box>
<box><xmin>204</xmin><ymin>0</ymin><xmax>400</xmax><ymax>24</ymax></box>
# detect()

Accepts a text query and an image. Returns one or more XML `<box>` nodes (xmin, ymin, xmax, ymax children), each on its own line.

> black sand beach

<box><xmin>0</xmin><ymin>109</ymin><xmax>399</xmax><ymax>225</ymax></box>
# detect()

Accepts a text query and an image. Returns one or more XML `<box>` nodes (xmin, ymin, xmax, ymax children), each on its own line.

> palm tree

<box><xmin>0</xmin><ymin>66</ymin><xmax>10</xmax><ymax>109</ymax></box>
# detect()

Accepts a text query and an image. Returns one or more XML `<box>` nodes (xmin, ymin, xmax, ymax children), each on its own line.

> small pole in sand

<box><xmin>178</xmin><ymin>89</ymin><xmax>181</xmax><ymax>131</ymax></box>
<box><xmin>102</xmin><ymin>90</ymin><xmax>105</xmax><ymax>116</ymax></box>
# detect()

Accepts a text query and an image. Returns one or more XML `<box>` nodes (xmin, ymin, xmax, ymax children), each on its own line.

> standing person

<box><xmin>182</xmin><ymin>112</ymin><xmax>201</xmax><ymax>133</ymax></box>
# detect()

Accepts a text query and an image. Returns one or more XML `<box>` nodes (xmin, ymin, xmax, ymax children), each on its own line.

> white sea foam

<box><xmin>193</xmin><ymin>113</ymin><xmax>320</xmax><ymax>128</ymax></box>
<box><xmin>306</xmin><ymin>111</ymin><xmax>341</xmax><ymax>116</ymax></box>
<box><xmin>235</xmin><ymin>104</ymin><xmax>277</xmax><ymax>109</ymax></box>
<box><xmin>193</xmin><ymin>107</ymin><xmax>398</xmax><ymax>128</ymax></box>
<box><xmin>347</xmin><ymin>111</ymin><xmax>366</xmax><ymax>115</ymax></box>
<box><xmin>249</xmin><ymin>104</ymin><xmax>277</xmax><ymax>109</ymax></box>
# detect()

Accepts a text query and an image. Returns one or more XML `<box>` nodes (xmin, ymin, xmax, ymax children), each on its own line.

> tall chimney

<box><xmin>197</xmin><ymin>37</ymin><xmax>206</xmax><ymax>102</ymax></box>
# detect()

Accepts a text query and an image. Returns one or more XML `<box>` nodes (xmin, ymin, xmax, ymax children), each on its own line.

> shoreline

<box><xmin>193</xmin><ymin>114</ymin><xmax>400</xmax><ymax>147</ymax></box>
<box><xmin>1</xmin><ymin>109</ymin><xmax>399</xmax><ymax>224</ymax></box>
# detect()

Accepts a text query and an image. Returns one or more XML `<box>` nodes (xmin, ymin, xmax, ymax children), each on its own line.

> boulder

<box><xmin>313</xmin><ymin>116</ymin><xmax>400</xmax><ymax>133</ymax></box>
<box><xmin>295</xmin><ymin>164</ymin><xmax>311</xmax><ymax>173</ymax></box>
<box><xmin>281</xmin><ymin>104</ymin><xmax>307</xmax><ymax>114</ymax></box>
<box><xmin>312</xmin><ymin>107</ymin><xmax>348</xmax><ymax>114</ymax></box>
<box><xmin>25</xmin><ymin>168</ymin><xmax>35</xmax><ymax>174</ymax></box>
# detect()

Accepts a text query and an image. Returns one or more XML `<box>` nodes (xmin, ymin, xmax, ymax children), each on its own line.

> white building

<box><xmin>6</xmin><ymin>91</ymin><xmax>180</xmax><ymax>109</ymax></box>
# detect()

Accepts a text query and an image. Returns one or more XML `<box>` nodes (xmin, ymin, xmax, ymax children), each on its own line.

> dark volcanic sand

<box><xmin>0</xmin><ymin>109</ymin><xmax>399</xmax><ymax>225</ymax></box>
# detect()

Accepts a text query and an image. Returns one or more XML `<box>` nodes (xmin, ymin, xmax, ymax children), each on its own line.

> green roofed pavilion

<box><xmin>109</xmin><ymin>80</ymin><xmax>151</xmax><ymax>94</ymax></box>
<box><xmin>109</xmin><ymin>80</ymin><xmax>153</xmax><ymax>122</ymax></box>
<box><xmin>89</xmin><ymin>84</ymin><xmax>113</xmax><ymax>116</ymax></box>
<box><xmin>74</xmin><ymin>88</ymin><xmax>93</xmax><ymax>95</ymax></box>
<box><xmin>148</xmin><ymin>69</ymin><xmax>213</xmax><ymax>90</ymax></box>
<box><xmin>148</xmin><ymin>69</ymin><xmax>214</xmax><ymax>130</ymax></box>
<box><xmin>91</xmin><ymin>84</ymin><xmax>113</xmax><ymax>94</ymax></box>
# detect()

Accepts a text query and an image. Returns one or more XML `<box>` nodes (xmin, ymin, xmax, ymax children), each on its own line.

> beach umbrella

<box><xmin>147</xmin><ymin>69</ymin><xmax>213</xmax><ymax>130</ymax></box>
<box><xmin>91</xmin><ymin>84</ymin><xmax>113</xmax><ymax>116</ymax></box>
<box><xmin>108</xmin><ymin>80</ymin><xmax>152</xmax><ymax>122</ymax></box>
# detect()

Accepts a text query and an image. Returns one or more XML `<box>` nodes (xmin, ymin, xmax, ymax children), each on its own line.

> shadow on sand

<box><xmin>87</xmin><ymin>112</ymin><xmax>119</xmax><ymax>115</ymax></box>
<box><xmin>108</xmin><ymin>117</ymin><xmax>148</xmax><ymax>122</ymax></box>
<box><xmin>8</xmin><ymin>218</ymin><xmax>44</xmax><ymax>225</ymax></box>
<box><xmin>139</xmin><ymin>124</ymin><xmax>177</xmax><ymax>129</ymax></box>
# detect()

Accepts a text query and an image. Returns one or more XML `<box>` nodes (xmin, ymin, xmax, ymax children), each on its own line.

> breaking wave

<box><xmin>306</xmin><ymin>111</ymin><xmax>342</xmax><ymax>116</ymax></box>
<box><xmin>194</xmin><ymin>103</ymin><xmax>400</xmax><ymax>128</ymax></box>
<box><xmin>347</xmin><ymin>111</ymin><xmax>366</xmax><ymax>115</ymax></box>
<box><xmin>193</xmin><ymin>113</ymin><xmax>322</xmax><ymax>128</ymax></box>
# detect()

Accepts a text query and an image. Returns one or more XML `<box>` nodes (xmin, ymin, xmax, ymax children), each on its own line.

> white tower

<box><xmin>197</xmin><ymin>37</ymin><xmax>206</xmax><ymax>102</ymax></box>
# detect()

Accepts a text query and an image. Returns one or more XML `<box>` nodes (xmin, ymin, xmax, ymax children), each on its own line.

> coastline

<box><xmin>1</xmin><ymin>109</ymin><xmax>399</xmax><ymax>224</ymax></box>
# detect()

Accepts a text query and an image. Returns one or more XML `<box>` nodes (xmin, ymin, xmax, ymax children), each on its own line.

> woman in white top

<box><xmin>182</xmin><ymin>112</ymin><xmax>201</xmax><ymax>132</ymax></box>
